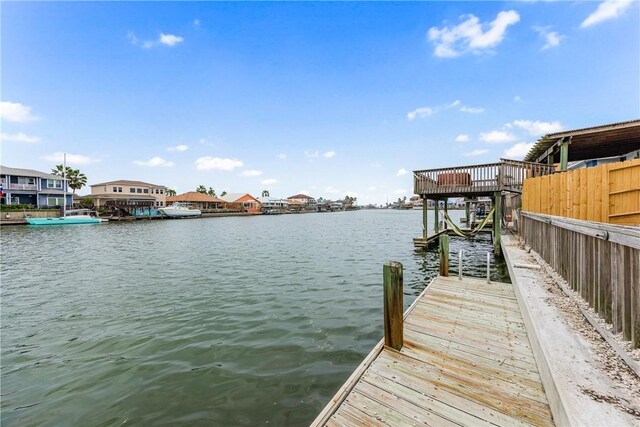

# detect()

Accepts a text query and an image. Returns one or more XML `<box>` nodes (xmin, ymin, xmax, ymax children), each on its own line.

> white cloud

<box><xmin>512</xmin><ymin>119</ymin><xmax>563</xmax><ymax>136</ymax></box>
<box><xmin>239</xmin><ymin>169</ymin><xmax>262</xmax><ymax>177</ymax></box>
<box><xmin>42</xmin><ymin>152</ymin><xmax>100</xmax><ymax>165</ymax></box>
<box><xmin>261</xmin><ymin>178</ymin><xmax>277</xmax><ymax>185</ymax></box>
<box><xmin>533</xmin><ymin>26</ymin><xmax>564</xmax><ymax>50</ymax></box>
<box><xmin>393</xmin><ymin>189</ymin><xmax>408</xmax><ymax>195</ymax></box>
<box><xmin>304</xmin><ymin>150</ymin><xmax>320</xmax><ymax>159</ymax></box>
<box><xmin>407</xmin><ymin>107</ymin><xmax>433</xmax><ymax>120</ymax></box>
<box><xmin>396</xmin><ymin>168</ymin><xmax>408</xmax><ymax>176</ymax></box>
<box><xmin>0</xmin><ymin>132</ymin><xmax>41</xmax><ymax>143</ymax></box>
<box><xmin>195</xmin><ymin>156</ymin><xmax>243</xmax><ymax>171</ymax></box>
<box><xmin>514</xmin><ymin>95</ymin><xmax>521</xmax><ymax>102</ymax></box>
<box><xmin>455</xmin><ymin>134</ymin><xmax>470</xmax><ymax>142</ymax></box>
<box><xmin>277</xmin><ymin>153</ymin><xmax>287</xmax><ymax>160</ymax></box>
<box><xmin>428</xmin><ymin>10</ymin><xmax>520</xmax><ymax>58</ymax></box>
<box><xmin>368</xmin><ymin>186</ymin><xmax>377</xmax><ymax>191</ymax></box>
<box><xmin>447</xmin><ymin>100</ymin><xmax>462</xmax><ymax>108</ymax></box>
<box><xmin>0</xmin><ymin>101</ymin><xmax>38</xmax><ymax>122</ymax></box>
<box><xmin>159</xmin><ymin>33</ymin><xmax>184</xmax><ymax>46</ymax></box>
<box><xmin>460</xmin><ymin>106</ymin><xmax>485</xmax><ymax>113</ymax></box>
<box><xmin>133</xmin><ymin>156</ymin><xmax>174</xmax><ymax>167</ymax></box>
<box><xmin>128</xmin><ymin>31</ymin><xmax>184</xmax><ymax>48</ymax></box>
<box><xmin>581</xmin><ymin>0</ymin><xmax>633</xmax><ymax>28</ymax></box>
<box><xmin>193</xmin><ymin>19</ymin><xmax>201</xmax><ymax>29</ymax></box>
<box><xmin>167</xmin><ymin>144</ymin><xmax>189</xmax><ymax>152</ymax></box>
<box><xmin>464</xmin><ymin>149</ymin><xmax>489</xmax><ymax>157</ymax></box>
<box><xmin>504</xmin><ymin>142</ymin><xmax>534</xmax><ymax>159</ymax></box>
<box><xmin>479</xmin><ymin>130</ymin><xmax>517</xmax><ymax>143</ymax></box>
<box><xmin>323</xmin><ymin>151</ymin><xmax>336</xmax><ymax>159</ymax></box>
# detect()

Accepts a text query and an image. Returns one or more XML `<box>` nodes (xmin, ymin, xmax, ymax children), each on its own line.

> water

<box><xmin>1</xmin><ymin>210</ymin><xmax>510</xmax><ymax>426</ymax></box>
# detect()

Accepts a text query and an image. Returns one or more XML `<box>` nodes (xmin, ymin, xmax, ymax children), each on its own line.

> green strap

<box><xmin>442</xmin><ymin>208</ymin><xmax>495</xmax><ymax>239</ymax></box>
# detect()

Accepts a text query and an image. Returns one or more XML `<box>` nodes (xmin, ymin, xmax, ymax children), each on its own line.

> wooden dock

<box><xmin>312</xmin><ymin>275</ymin><xmax>554</xmax><ymax>426</ymax></box>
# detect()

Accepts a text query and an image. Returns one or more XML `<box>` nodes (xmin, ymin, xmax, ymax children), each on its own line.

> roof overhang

<box><xmin>524</xmin><ymin>119</ymin><xmax>640</xmax><ymax>163</ymax></box>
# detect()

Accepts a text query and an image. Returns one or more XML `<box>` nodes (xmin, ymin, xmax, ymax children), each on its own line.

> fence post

<box><xmin>383</xmin><ymin>261</ymin><xmax>403</xmax><ymax>351</ymax></box>
<box><xmin>439</xmin><ymin>234</ymin><xmax>449</xmax><ymax>276</ymax></box>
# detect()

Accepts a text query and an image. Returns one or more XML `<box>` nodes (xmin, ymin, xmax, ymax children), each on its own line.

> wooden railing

<box><xmin>521</xmin><ymin>211</ymin><xmax>640</xmax><ymax>348</ymax></box>
<box><xmin>413</xmin><ymin>159</ymin><xmax>554</xmax><ymax>197</ymax></box>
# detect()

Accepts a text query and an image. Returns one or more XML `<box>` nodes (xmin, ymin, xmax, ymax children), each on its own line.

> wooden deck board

<box><xmin>313</xmin><ymin>276</ymin><xmax>555</xmax><ymax>427</ymax></box>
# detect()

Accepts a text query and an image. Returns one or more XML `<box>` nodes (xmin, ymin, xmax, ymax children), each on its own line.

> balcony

<box><xmin>413</xmin><ymin>159</ymin><xmax>555</xmax><ymax>198</ymax></box>
<box><xmin>8</xmin><ymin>183</ymin><xmax>38</xmax><ymax>191</ymax></box>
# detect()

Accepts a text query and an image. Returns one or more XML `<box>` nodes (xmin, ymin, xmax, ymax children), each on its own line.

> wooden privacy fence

<box><xmin>521</xmin><ymin>212</ymin><xmax>640</xmax><ymax>348</ymax></box>
<box><xmin>522</xmin><ymin>158</ymin><xmax>640</xmax><ymax>226</ymax></box>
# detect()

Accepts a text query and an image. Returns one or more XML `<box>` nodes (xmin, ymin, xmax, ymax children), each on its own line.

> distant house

<box><xmin>220</xmin><ymin>193</ymin><xmax>261</xmax><ymax>213</ymax></box>
<box><xmin>286</xmin><ymin>199</ymin><xmax>305</xmax><ymax>212</ymax></box>
<box><xmin>287</xmin><ymin>193</ymin><xmax>316</xmax><ymax>209</ymax></box>
<box><xmin>0</xmin><ymin>165</ymin><xmax>73</xmax><ymax>207</ymax></box>
<box><xmin>90</xmin><ymin>180</ymin><xmax>167</xmax><ymax>209</ymax></box>
<box><xmin>167</xmin><ymin>192</ymin><xmax>225</xmax><ymax>210</ymax></box>
<box><xmin>257</xmin><ymin>196</ymin><xmax>289</xmax><ymax>211</ymax></box>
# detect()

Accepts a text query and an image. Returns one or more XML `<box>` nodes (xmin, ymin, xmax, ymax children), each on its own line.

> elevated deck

<box><xmin>414</xmin><ymin>159</ymin><xmax>554</xmax><ymax>198</ymax></box>
<box><xmin>313</xmin><ymin>275</ymin><xmax>554</xmax><ymax>426</ymax></box>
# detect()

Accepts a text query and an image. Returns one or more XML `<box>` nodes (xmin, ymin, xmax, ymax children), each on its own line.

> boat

<box><xmin>26</xmin><ymin>211</ymin><xmax>103</xmax><ymax>225</ymax></box>
<box><xmin>158</xmin><ymin>202</ymin><xmax>202</xmax><ymax>217</ymax></box>
<box><xmin>26</xmin><ymin>154</ymin><xmax>104</xmax><ymax>225</ymax></box>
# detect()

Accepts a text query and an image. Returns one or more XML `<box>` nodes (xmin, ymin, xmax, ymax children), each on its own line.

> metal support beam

<box><xmin>443</xmin><ymin>198</ymin><xmax>448</xmax><ymax>229</ymax></box>
<box><xmin>434</xmin><ymin>200</ymin><xmax>440</xmax><ymax>233</ymax></box>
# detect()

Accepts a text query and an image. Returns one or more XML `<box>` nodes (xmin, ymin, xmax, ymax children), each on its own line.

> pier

<box><xmin>313</xmin><ymin>263</ymin><xmax>554</xmax><ymax>426</ymax></box>
<box><xmin>413</xmin><ymin>159</ymin><xmax>555</xmax><ymax>254</ymax></box>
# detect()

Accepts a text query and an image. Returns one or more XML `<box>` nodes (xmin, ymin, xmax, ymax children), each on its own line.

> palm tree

<box><xmin>166</xmin><ymin>189</ymin><xmax>177</xmax><ymax>197</ymax></box>
<box><xmin>52</xmin><ymin>165</ymin><xmax>87</xmax><ymax>194</ymax></box>
<box><xmin>262</xmin><ymin>190</ymin><xmax>270</xmax><ymax>197</ymax></box>
<box><xmin>196</xmin><ymin>185</ymin><xmax>207</xmax><ymax>194</ymax></box>
<box><xmin>207</xmin><ymin>187</ymin><xmax>216</xmax><ymax>197</ymax></box>
<box><xmin>67</xmin><ymin>169</ymin><xmax>87</xmax><ymax>194</ymax></box>
<box><xmin>220</xmin><ymin>191</ymin><xmax>227</xmax><ymax>197</ymax></box>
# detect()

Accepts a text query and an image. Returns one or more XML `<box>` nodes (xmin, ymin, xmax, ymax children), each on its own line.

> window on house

<box><xmin>118</xmin><ymin>187</ymin><xmax>122</xmax><ymax>192</ymax></box>
<box><xmin>137</xmin><ymin>189</ymin><xmax>142</xmax><ymax>193</ymax></box>
<box><xmin>47</xmin><ymin>180</ymin><xmax>63</xmax><ymax>189</ymax></box>
<box><xmin>46</xmin><ymin>197</ymin><xmax>65</xmax><ymax>206</ymax></box>
<box><xmin>160</xmin><ymin>189</ymin><xmax>164</xmax><ymax>194</ymax></box>
<box><xmin>160</xmin><ymin>201</ymin><xmax>164</xmax><ymax>206</ymax></box>
<box><xmin>113</xmin><ymin>187</ymin><xmax>118</xmax><ymax>192</ymax></box>
<box><xmin>130</xmin><ymin>188</ymin><xmax>136</xmax><ymax>193</ymax></box>
<box><xmin>143</xmin><ymin>189</ymin><xmax>148</xmax><ymax>194</ymax></box>
<box><xmin>18</xmin><ymin>177</ymin><xmax>36</xmax><ymax>185</ymax></box>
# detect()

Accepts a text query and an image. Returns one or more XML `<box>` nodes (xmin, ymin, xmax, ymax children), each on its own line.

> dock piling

<box><xmin>438</xmin><ymin>234</ymin><xmax>449</xmax><ymax>276</ymax></box>
<box><xmin>383</xmin><ymin>261</ymin><xmax>403</xmax><ymax>351</ymax></box>
<box><xmin>458</xmin><ymin>250</ymin><xmax>463</xmax><ymax>280</ymax></box>
<box><xmin>493</xmin><ymin>191</ymin><xmax>502</xmax><ymax>256</ymax></box>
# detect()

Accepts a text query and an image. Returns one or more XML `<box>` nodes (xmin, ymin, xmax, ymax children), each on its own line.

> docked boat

<box><xmin>25</xmin><ymin>154</ymin><xmax>105</xmax><ymax>226</ymax></box>
<box><xmin>158</xmin><ymin>202</ymin><xmax>202</xmax><ymax>218</ymax></box>
<box><xmin>26</xmin><ymin>209</ymin><xmax>105</xmax><ymax>225</ymax></box>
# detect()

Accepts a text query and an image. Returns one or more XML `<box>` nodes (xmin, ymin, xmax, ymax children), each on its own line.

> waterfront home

<box><xmin>287</xmin><ymin>193</ymin><xmax>316</xmax><ymax>210</ymax></box>
<box><xmin>167</xmin><ymin>192</ymin><xmax>225</xmax><ymax>210</ymax></box>
<box><xmin>219</xmin><ymin>193</ymin><xmax>261</xmax><ymax>213</ymax></box>
<box><xmin>257</xmin><ymin>196</ymin><xmax>289</xmax><ymax>212</ymax></box>
<box><xmin>90</xmin><ymin>180</ymin><xmax>167</xmax><ymax>209</ymax></box>
<box><xmin>0</xmin><ymin>165</ymin><xmax>72</xmax><ymax>207</ymax></box>
<box><xmin>286</xmin><ymin>199</ymin><xmax>305</xmax><ymax>212</ymax></box>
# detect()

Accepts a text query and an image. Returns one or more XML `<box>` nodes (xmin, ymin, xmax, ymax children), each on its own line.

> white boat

<box><xmin>158</xmin><ymin>202</ymin><xmax>202</xmax><ymax>218</ymax></box>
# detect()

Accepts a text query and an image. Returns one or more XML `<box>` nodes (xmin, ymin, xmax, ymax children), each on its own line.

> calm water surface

<box><xmin>1</xmin><ymin>210</ymin><xmax>509</xmax><ymax>426</ymax></box>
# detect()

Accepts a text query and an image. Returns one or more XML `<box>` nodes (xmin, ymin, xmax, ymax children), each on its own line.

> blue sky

<box><xmin>1</xmin><ymin>1</ymin><xmax>638</xmax><ymax>204</ymax></box>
